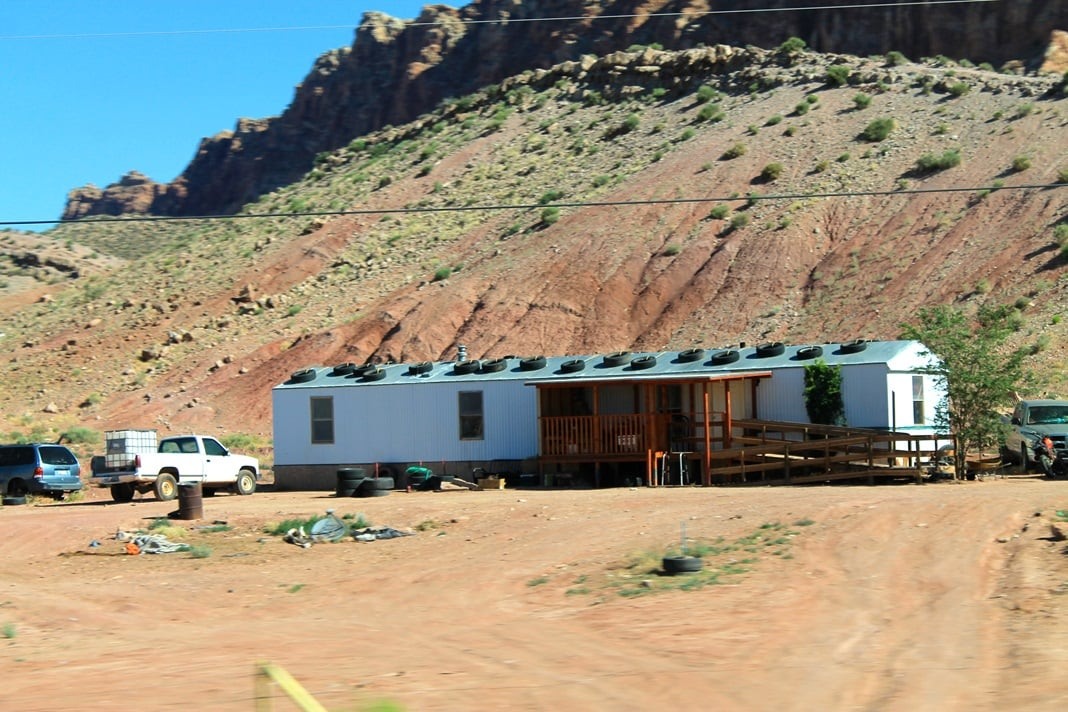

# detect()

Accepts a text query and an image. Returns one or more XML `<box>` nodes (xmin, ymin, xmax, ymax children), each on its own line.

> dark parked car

<box><xmin>0</xmin><ymin>443</ymin><xmax>83</xmax><ymax>499</ymax></box>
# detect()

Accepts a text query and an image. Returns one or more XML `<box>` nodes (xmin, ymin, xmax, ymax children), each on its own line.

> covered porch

<box><xmin>535</xmin><ymin>372</ymin><xmax>769</xmax><ymax>487</ymax></box>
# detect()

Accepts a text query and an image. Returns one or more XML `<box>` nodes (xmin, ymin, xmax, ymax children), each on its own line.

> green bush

<box><xmin>915</xmin><ymin>150</ymin><xmax>961</xmax><ymax>172</ymax></box>
<box><xmin>1058</xmin><ymin>168</ymin><xmax>1068</xmax><ymax>184</ymax></box>
<box><xmin>541</xmin><ymin>207</ymin><xmax>561</xmax><ymax>226</ymax></box>
<box><xmin>621</xmin><ymin>113</ymin><xmax>640</xmax><ymax>133</ymax></box>
<box><xmin>432</xmin><ymin>267</ymin><xmax>452</xmax><ymax>282</ymax></box>
<box><xmin>1011</xmin><ymin>155</ymin><xmax>1031</xmax><ymax>172</ymax></box>
<box><xmin>760</xmin><ymin>163</ymin><xmax>784</xmax><ymax>182</ymax></box>
<box><xmin>696</xmin><ymin>103</ymin><xmax>725</xmax><ymax>122</ymax></box>
<box><xmin>765</xmin><ymin>114</ymin><xmax>783</xmax><ymax>126</ymax></box>
<box><xmin>853</xmin><ymin>93</ymin><xmax>872</xmax><ymax>110</ymax></box>
<box><xmin>793</xmin><ymin>101</ymin><xmax>810</xmax><ymax>116</ymax></box>
<box><xmin>720</xmin><ymin>142</ymin><xmax>746</xmax><ymax>160</ymax></box>
<box><xmin>777</xmin><ymin>37</ymin><xmax>806</xmax><ymax>54</ymax></box>
<box><xmin>729</xmin><ymin>213</ymin><xmax>750</xmax><ymax>230</ymax></box>
<box><xmin>826</xmin><ymin>65</ymin><xmax>851</xmax><ymax>86</ymax></box>
<box><xmin>861</xmin><ymin>117</ymin><xmax>895</xmax><ymax>142</ymax></box>
<box><xmin>708</xmin><ymin>205</ymin><xmax>730</xmax><ymax>220</ymax></box>
<box><xmin>695</xmin><ymin>84</ymin><xmax>719</xmax><ymax>104</ymax></box>
<box><xmin>538</xmin><ymin>190</ymin><xmax>564</xmax><ymax>205</ymax></box>
<box><xmin>885</xmin><ymin>50</ymin><xmax>908</xmax><ymax>67</ymax></box>
<box><xmin>947</xmin><ymin>82</ymin><xmax>970</xmax><ymax>97</ymax></box>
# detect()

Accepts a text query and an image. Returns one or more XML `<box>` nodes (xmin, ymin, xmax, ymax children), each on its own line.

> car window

<box><xmin>203</xmin><ymin>439</ymin><xmax>227</xmax><ymax>456</ymax></box>
<box><xmin>1028</xmin><ymin>407</ymin><xmax>1063</xmax><ymax>424</ymax></box>
<box><xmin>39</xmin><ymin>446</ymin><xmax>77</xmax><ymax>466</ymax></box>
<box><xmin>0</xmin><ymin>447</ymin><xmax>35</xmax><ymax>466</ymax></box>
<box><xmin>179</xmin><ymin>438</ymin><xmax>200</xmax><ymax>454</ymax></box>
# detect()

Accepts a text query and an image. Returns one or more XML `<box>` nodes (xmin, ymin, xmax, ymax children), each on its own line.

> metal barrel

<box><xmin>176</xmin><ymin>482</ymin><xmax>204</xmax><ymax>520</ymax></box>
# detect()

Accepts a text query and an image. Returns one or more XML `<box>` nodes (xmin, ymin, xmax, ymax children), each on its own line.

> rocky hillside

<box><xmin>62</xmin><ymin>0</ymin><xmax>1068</xmax><ymax>221</ymax></box>
<box><xmin>1</xmin><ymin>42</ymin><xmax>1066</xmax><ymax>457</ymax></box>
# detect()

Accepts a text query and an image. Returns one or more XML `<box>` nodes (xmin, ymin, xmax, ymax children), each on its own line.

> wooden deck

<box><xmin>539</xmin><ymin>415</ymin><xmax>948</xmax><ymax>486</ymax></box>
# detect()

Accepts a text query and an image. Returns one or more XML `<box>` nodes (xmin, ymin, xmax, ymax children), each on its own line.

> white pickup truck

<box><xmin>90</xmin><ymin>432</ymin><xmax>260</xmax><ymax>502</ymax></box>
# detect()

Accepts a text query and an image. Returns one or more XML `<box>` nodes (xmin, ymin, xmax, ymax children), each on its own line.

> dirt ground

<box><xmin>3</xmin><ymin>478</ymin><xmax>1068</xmax><ymax>711</ymax></box>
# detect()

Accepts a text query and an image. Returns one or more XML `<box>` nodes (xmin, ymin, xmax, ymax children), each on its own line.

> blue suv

<box><xmin>0</xmin><ymin>444</ymin><xmax>83</xmax><ymax>500</ymax></box>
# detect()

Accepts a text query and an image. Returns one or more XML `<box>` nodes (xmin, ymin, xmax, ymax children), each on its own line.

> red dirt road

<box><xmin>3</xmin><ymin>480</ymin><xmax>1068</xmax><ymax>711</ymax></box>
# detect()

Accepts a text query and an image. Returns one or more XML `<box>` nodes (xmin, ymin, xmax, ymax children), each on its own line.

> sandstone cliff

<box><xmin>63</xmin><ymin>0</ymin><xmax>1066</xmax><ymax>221</ymax></box>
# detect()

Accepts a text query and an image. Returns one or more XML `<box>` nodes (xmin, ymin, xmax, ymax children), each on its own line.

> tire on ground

<box><xmin>110</xmin><ymin>483</ymin><xmax>136</xmax><ymax>503</ymax></box>
<box><xmin>662</xmin><ymin>555</ymin><xmax>704</xmax><ymax>575</ymax></box>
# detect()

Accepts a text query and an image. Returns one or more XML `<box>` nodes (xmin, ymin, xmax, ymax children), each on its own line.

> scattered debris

<box><xmin>114</xmin><ymin>529</ymin><xmax>189</xmax><ymax>555</ymax></box>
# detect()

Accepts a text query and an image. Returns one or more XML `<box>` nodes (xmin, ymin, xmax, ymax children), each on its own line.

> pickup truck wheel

<box><xmin>110</xmin><ymin>483</ymin><xmax>136</xmax><ymax>503</ymax></box>
<box><xmin>154</xmin><ymin>474</ymin><xmax>178</xmax><ymax>502</ymax></box>
<box><xmin>234</xmin><ymin>470</ymin><xmax>256</xmax><ymax>496</ymax></box>
<box><xmin>1020</xmin><ymin>443</ymin><xmax>1031</xmax><ymax>473</ymax></box>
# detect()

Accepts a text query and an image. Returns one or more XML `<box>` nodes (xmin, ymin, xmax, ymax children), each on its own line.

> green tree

<box><xmin>803</xmin><ymin>360</ymin><xmax>845</xmax><ymax>426</ymax></box>
<box><xmin>900</xmin><ymin>305</ymin><xmax>1031</xmax><ymax>478</ymax></box>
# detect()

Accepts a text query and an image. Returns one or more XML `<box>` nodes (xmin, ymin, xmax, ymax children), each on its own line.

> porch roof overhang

<box><xmin>525</xmin><ymin>371</ymin><xmax>772</xmax><ymax>388</ymax></box>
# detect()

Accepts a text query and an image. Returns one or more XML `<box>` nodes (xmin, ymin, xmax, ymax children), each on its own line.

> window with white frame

<box><xmin>912</xmin><ymin>376</ymin><xmax>925</xmax><ymax>425</ymax></box>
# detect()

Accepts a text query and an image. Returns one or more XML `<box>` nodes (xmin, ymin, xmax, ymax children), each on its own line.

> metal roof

<box><xmin>273</xmin><ymin>340</ymin><xmax>922</xmax><ymax>390</ymax></box>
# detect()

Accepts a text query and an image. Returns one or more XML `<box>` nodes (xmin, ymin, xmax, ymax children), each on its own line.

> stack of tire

<box><xmin>335</xmin><ymin>467</ymin><xmax>393</xmax><ymax>498</ymax></box>
<box><xmin>335</xmin><ymin>467</ymin><xmax>365</xmax><ymax>497</ymax></box>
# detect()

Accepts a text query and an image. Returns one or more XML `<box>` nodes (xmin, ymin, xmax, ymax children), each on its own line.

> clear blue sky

<box><xmin>0</xmin><ymin>1</ymin><xmax>430</xmax><ymax>229</ymax></box>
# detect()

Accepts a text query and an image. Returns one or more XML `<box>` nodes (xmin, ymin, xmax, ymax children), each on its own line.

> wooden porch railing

<box><xmin>540</xmin><ymin>412</ymin><xmax>728</xmax><ymax>458</ymax></box>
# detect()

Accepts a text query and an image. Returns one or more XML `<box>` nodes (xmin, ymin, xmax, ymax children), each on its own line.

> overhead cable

<box><xmin>4</xmin><ymin>182</ymin><xmax>1061</xmax><ymax>228</ymax></box>
<box><xmin>1</xmin><ymin>0</ymin><xmax>1000</xmax><ymax>41</ymax></box>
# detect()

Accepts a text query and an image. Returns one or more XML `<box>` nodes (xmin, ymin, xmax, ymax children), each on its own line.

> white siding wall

<box><xmin>842</xmin><ymin>364</ymin><xmax>893</xmax><ymax>428</ymax></box>
<box><xmin>272</xmin><ymin>380</ymin><xmax>538</xmax><ymax>466</ymax></box>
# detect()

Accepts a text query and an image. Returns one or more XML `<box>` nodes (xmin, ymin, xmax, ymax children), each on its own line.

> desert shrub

<box><xmin>826</xmin><ymin>65</ymin><xmax>851</xmax><ymax>86</ymax></box>
<box><xmin>765</xmin><ymin>114</ymin><xmax>783</xmax><ymax>126</ymax></box>
<box><xmin>541</xmin><ymin>207</ymin><xmax>560</xmax><ymax>226</ymax></box>
<box><xmin>1058</xmin><ymin>168</ymin><xmax>1068</xmax><ymax>184</ymax></box>
<box><xmin>885</xmin><ymin>50</ymin><xmax>908</xmax><ymax>66</ymax></box>
<box><xmin>915</xmin><ymin>149</ymin><xmax>961</xmax><ymax>172</ymax></box>
<box><xmin>853</xmin><ymin>93</ymin><xmax>872</xmax><ymax>110</ymax></box>
<box><xmin>696</xmin><ymin>103</ymin><xmax>725</xmax><ymax>122</ymax></box>
<box><xmin>538</xmin><ymin>190</ymin><xmax>564</xmax><ymax>205</ymax></box>
<box><xmin>730</xmin><ymin>213</ymin><xmax>750</xmax><ymax>230</ymax></box>
<box><xmin>679</xmin><ymin>128</ymin><xmax>695</xmax><ymax>141</ymax></box>
<box><xmin>777</xmin><ymin>37</ymin><xmax>806</xmax><ymax>55</ymax></box>
<box><xmin>720</xmin><ymin>142</ymin><xmax>746</xmax><ymax>160</ymax></box>
<box><xmin>861</xmin><ymin>117</ymin><xmax>895</xmax><ymax>142</ymax></box>
<box><xmin>708</xmin><ymin>205</ymin><xmax>730</xmax><ymax>220</ymax></box>
<box><xmin>592</xmin><ymin>174</ymin><xmax>611</xmax><ymax>187</ymax></box>
<box><xmin>1011</xmin><ymin>155</ymin><xmax>1031</xmax><ymax>172</ymax></box>
<box><xmin>695</xmin><ymin>84</ymin><xmax>719</xmax><ymax>104</ymax></box>
<box><xmin>947</xmin><ymin>82</ymin><xmax>970</xmax><ymax>97</ymax></box>
<box><xmin>432</xmin><ymin>267</ymin><xmax>452</xmax><ymax>282</ymax></box>
<box><xmin>663</xmin><ymin>244</ymin><xmax>681</xmax><ymax>256</ymax></box>
<box><xmin>793</xmin><ymin>101</ymin><xmax>810</xmax><ymax>116</ymax></box>
<box><xmin>760</xmin><ymin>163</ymin><xmax>784</xmax><ymax>182</ymax></box>
<box><xmin>621</xmin><ymin>113</ymin><xmax>640</xmax><ymax>133</ymax></box>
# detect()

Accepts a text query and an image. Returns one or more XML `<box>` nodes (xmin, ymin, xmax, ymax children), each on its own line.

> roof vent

<box><xmin>457</xmin><ymin>344</ymin><xmax>468</xmax><ymax>362</ymax></box>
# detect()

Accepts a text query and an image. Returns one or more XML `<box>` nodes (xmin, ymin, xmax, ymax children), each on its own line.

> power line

<box><xmin>1</xmin><ymin>0</ymin><xmax>1000</xmax><ymax>41</ymax></box>
<box><xmin>5</xmin><ymin>182</ymin><xmax>1061</xmax><ymax>228</ymax></box>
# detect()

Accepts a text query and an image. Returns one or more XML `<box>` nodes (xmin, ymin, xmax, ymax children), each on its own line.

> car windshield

<box><xmin>1028</xmin><ymin>406</ymin><xmax>1068</xmax><ymax>425</ymax></box>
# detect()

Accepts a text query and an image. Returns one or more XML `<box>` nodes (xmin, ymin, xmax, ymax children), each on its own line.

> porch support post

<box><xmin>703</xmin><ymin>387</ymin><xmax>712</xmax><ymax>486</ymax></box>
